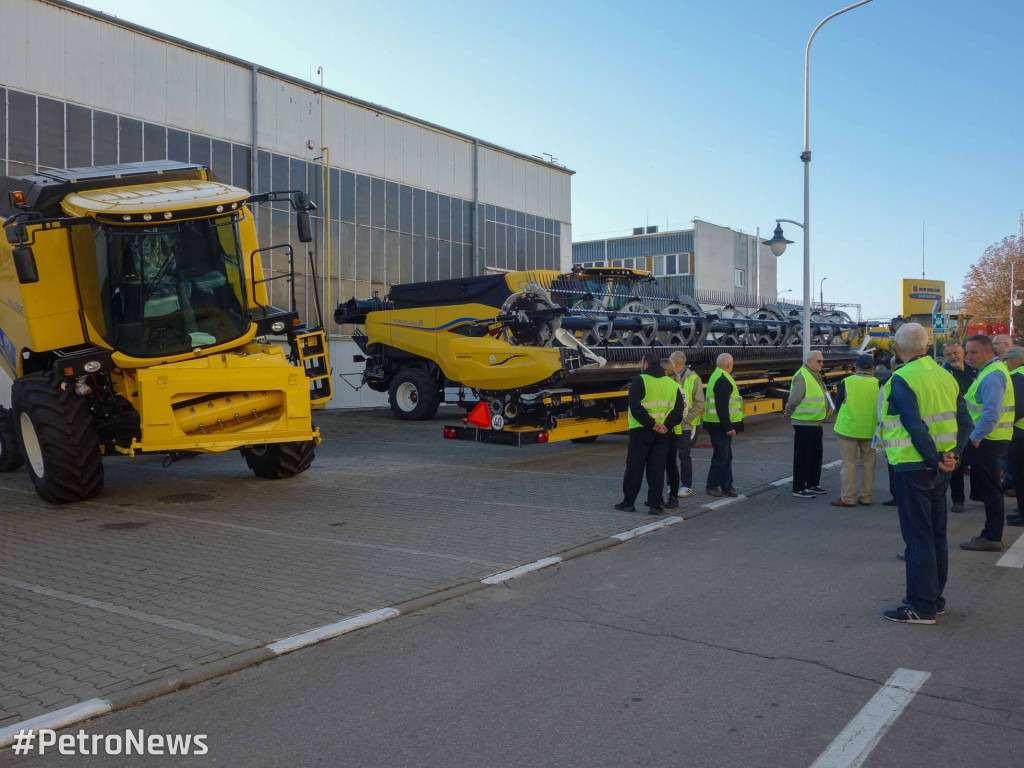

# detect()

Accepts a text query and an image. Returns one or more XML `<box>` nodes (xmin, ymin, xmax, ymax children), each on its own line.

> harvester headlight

<box><xmin>142</xmin><ymin>213</ymin><xmax>152</xmax><ymax>221</ymax></box>
<box><xmin>271</xmin><ymin>321</ymin><xmax>286</xmax><ymax>333</ymax></box>
<box><xmin>216</xmin><ymin>205</ymin><xmax>224</xmax><ymax>213</ymax></box>
<box><xmin>122</xmin><ymin>215</ymin><xmax>132</xmax><ymax>221</ymax></box>
<box><xmin>163</xmin><ymin>212</ymin><xmax>173</xmax><ymax>220</ymax></box>
<box><xmin>83</xmin><ymin>360</ymin><xmax>102</xmax><ymax>373</ymax></box>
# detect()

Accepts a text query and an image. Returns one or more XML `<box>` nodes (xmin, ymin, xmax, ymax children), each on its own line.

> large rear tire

<box><xmin>242</xmin><ymin>440</ymin><xmax>316</xmax><ymax>479</ymax></box>
<box><xmin>11</xmin><ymin>374</ymin><xmax>104</xmax><ymax>503</ymax></box>
<box><xmin>0</xmin><ymin>406</ymin><xmax>25</xmax><ymax>472</ymax></box>
<box><xmin>388</xmin><ymin>368</ymin><xmax>441</xmax><ymax>421</ymax></box>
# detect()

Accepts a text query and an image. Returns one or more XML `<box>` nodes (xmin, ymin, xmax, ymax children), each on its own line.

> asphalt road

<box><xmin>5</xmin><ymin>469</ymin><xmax>1024</xmax><ymax>767</ymax></box>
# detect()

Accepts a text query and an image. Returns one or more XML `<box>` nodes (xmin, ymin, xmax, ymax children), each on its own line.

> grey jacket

<box><xmin>678</xmin><ymin>366</ymin><xmax>705</xmax><ymax>426</ymax></box>
<box><xmin>784</xmin><ymin>366</ymin><xmax>833</xmax><ymax>421</ymax></box>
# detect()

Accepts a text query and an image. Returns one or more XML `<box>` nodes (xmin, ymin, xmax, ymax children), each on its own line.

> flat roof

<box><xmin>45</xmin><ymin>0</ymin><xmax>575</xmax><ymax>176</ymax></box>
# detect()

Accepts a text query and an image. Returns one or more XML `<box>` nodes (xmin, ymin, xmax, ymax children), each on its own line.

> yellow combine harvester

<box><xmin>0</xmin><ymin>161</ymin><xmax>331</xmax><ymax>503</ymax></box>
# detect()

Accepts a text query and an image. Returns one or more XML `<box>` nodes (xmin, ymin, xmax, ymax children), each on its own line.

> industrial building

<box><xmin>0</xmin><ymin>0</ymin><xmax>574</xmax><ymax>408</ymax></box>
<box><xmin>572</xmin><ymin>219</ymin><xmax>778</xmax><ymax>305</ymax></box>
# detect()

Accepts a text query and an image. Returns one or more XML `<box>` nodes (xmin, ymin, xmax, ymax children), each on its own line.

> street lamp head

<box><xmin>763</xmin><ymin>223</ymin><xmax>793</xmax><ymax>258</ymax></box>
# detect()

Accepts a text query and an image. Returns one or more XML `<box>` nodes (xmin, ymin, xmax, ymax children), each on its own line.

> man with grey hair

<box><xmin>993</xmin><ymin>334</ymin><xmax>1012</xmax><ymax>358</ymax></box>
<box><xmin>1001</xmin><ymin>346</ymin><xmax>1024</xmax><ymax>527</ymax></box>
<box><xmin>702</xmin><ymin>353</ymin><xmax>743</xmax><ymax>497</ymax></box>
<box><xmin>666</xmin><ymin>351</ymin><xmax>704</xmax><ymax>500</ymax></box>
<box><xmin>879</xmin><ymin>322</ymin><xmax>972</xmax><ymax>624</ymax></box>
<box><xmin>785</xmin><ymin>349</ymin><xmax>833</xmax><ymax>498</ymax></box>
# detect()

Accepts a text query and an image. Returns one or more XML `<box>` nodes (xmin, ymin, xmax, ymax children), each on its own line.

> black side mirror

<box><xmin>296</xmin><ymin>210</ymin><xmax>312</xmax><ymax>244</ymax></box>
<box><xmin>5</xmin><ymin>224</ymin><xmax>26</xmax><ymax>245</ymax></box>
<box><xmin>13</xmin><ymin>246</ymin><xmax>39</xmax><ymax>284</ymax></box>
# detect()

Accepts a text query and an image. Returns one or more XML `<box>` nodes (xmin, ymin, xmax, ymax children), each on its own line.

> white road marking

<box><xmin>701</xmin><ymin>494</ymin><xmax>748</xmax><ymax>510</ymax></box>
<box><xmin>996</xmin><ymin>533</ymin><xmax>1024</xmax><ymax>568</ymax></box>
<box><xmin>267</xmin><ymin>608</ymin><xmax>401</xmax><ymax>655</ymax></box>
<box><xmin>771</xmin><ymin>476</ymin><xmax>794</xmax><ymax>487</ymax></box>
<box><xmin>809</xmin><ymin>667</ymin><xmax>930</xmax><ymax>768</ymax></box>
<box><xmin>0</xmin><ymin>699</ymin><xmax>112</xmax><ymax>750</ymax></box>
<box><xmin>0</xmin><ymin>576</ymin><xmax>254</xmax><ymax>646</ymax></box>
<box><xmin>610</xmin><ymin>516</ymin><xmax>683</xmax><ymax>542</ymax></box>
<box><xmin>482</xmin><ymin>556</ymin><xmax>563</xmax><ymax>584</ymax></box>
<box><xmin>822</xmin><ymin>460</ymin><xmax>843</xmax><ymax>470</ymax></box>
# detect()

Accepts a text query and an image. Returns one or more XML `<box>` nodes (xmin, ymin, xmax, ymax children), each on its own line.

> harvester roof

<box><xmin>61</xmin><ymin>179</ymin><xmax>248</xmax><ymax>221</ymax></box>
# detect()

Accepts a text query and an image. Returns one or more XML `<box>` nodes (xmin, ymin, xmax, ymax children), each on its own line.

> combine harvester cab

<box><xmin>0</xmin><ymin>161</ymin><xmax>332</xmax><ymax>503</ymax></box>
<box><xmin>337</xmin><ymin>267</ymin><xmax>865</xmax><ymax>445</ymax></box>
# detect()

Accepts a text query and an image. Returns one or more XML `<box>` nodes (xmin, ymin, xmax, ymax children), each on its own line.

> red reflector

<box><xmin>292</xmin><ymin>318</ymin><xmax>301</xmax><ymax>326</ymax></box>
<box><xmin>537</xmin><ymin>432</ymin><xmax>549</xmax><ymax>443</ymax></box>
<box><xmin>467</xmin><ymin>401</ymin><xmax>491</xmax><ymax>428</ymax></box>
<box><xmin>63</xmin><ymin>366</ymin><xmax>74</xmax><ymax>376</ymax></box>
<box><xmin>443</xmin><ymin>427</ymin><xmax>456</xmax><ymax>439</ymax></box>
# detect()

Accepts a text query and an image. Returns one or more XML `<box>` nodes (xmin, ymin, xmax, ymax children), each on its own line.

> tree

<box><xmin>961</xmin><ymin>235</ymin><xmax>1024</xmax><ymax>330</ymax></box>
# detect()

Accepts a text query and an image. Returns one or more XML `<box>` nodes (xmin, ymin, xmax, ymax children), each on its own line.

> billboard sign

<box><xmin>901</xmin><ymin>279</ymin><xmax>945</xmax><ymax>317</ymax></box>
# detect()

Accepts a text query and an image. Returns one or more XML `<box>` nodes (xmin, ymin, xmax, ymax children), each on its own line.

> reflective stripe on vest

<box><xmin>673</xmin><ymin>370</ymin><xmax>703</xmax><ymax>434</ymax></box>
<box><xmin>791</xmin><ymin>367</ymin><xmax>828</xmax><ymax>421</ymax></box>
<box><xmin>703</xmin><ymin>368</ymin><xmax>743</xmax><ymax>425</ymax></box>
<box><xmin>878</xmin><ymin>356</ymin><xmax>960</xmax><ymax>464</ymax></box>
<box><xmin>627</xmin><ymin>373</ymin><xmax>680</xmax><ymax>429</ymax></box>
<box><xmin>1011</xmin><ymin>368</ymin><xmax>1024</xmax><ymax>431</ymax></box>
<box><xmin>964</xmin><ymin>360</ymin><xmax>1014</xmax><ymax>441</ymax></box>
<box><xmin>834</xmin><ymin>373</ymin><xmax>880</xmax><ymax>440</ymax></box>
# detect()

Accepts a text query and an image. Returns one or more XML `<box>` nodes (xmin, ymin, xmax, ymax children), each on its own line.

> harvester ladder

<box><xmin>293</xmin><ymin>329</ymin><xmax>333</xmax><ymax>405</ymax></box>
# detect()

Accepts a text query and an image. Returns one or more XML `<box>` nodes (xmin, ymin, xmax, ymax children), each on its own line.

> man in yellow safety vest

<box><xmin>999</xmin><ymin>346</ymin><xmax>1024</xmax><ymax>527</ymax></box>
<box><xmin>785</xmin><ymin>350</ymin><xmax>834</xmax><ymax>499</ymax></box>
<box><xmin>830</xmin><ymin>354</ymin><xmax>880</xmax><ymax>507</ymax></box>
<box><xmin>961</xmin><ymin>334</ymin><xmax>1015</xmax><ymax>551</ymax></box>
<box><xmin>702</xmin><ymin>353</ymin><xmax>743</xmax><ymax>497</ymax></box>
<box><xmin>879</xmin><ymin>323</ymin><xmax>972</xmax><ymax>624</ymax></box>
<box><xmin>615</xmin><ymin>353</ymin><xmax>685</xmax><ymax>515</ymax></box>
<box><xmin>667</xmin><ymin>351</ymin><xmax>705</xmax><ymax>501</ymax></box>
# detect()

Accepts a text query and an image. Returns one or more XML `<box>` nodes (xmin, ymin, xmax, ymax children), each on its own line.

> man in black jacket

<box><xmin>615</xmin><ymin>353</ymin><xmax>685</xmax><ymax>515</ymax></box>
<box><xmin>942</xmin><ymin>340</ymin><xmax>977</xmax><ymax>512</ymax></box>
<box><xmin>702</xmin><ymin>353</ymin><xmax>744</xmax><ymax>497</ymax></box>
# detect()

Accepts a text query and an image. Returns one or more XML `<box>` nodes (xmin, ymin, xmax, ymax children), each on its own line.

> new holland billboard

<box><xmin>901</xmin><ymin>279</ymin><xmax>945</xmax><ymax>317</ymax></box>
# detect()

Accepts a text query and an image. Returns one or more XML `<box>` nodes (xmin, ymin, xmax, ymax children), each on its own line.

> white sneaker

<box><xmin>677</xmin><ymin>487</ymin><xmax>693</xmax><ymax>499</ymax></box>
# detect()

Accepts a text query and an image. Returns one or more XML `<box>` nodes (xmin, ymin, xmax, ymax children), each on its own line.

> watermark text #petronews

<box><xmin>10</xmin><ymin>728</ymin><xmax>208</xmax><ymax>756</ymax></box>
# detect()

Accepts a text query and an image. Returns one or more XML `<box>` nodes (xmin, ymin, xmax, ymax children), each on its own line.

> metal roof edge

<box><xmin>41</xmin><ymin>0</ymin><xmax>575</xmax><ymax>176</ymax></box>
<box><xmin>572</xmin><ymin>227</ymin><xmax>696</xmax><ymax>245</ymax></box>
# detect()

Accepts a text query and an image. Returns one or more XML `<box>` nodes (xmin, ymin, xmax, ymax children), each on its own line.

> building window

<box><xmin>653</xmin><ymin>253</ymin><xmax>692</xmax><ymax>277</ymax></box>
<box><xmin>734</xmin><ymin>268</ymin><xmax>745</xmax><ymax>288</ymax></box>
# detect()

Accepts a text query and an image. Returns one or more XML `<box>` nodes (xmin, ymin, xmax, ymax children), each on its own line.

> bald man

<box><xmin>702</xmin><ymin>353</ymin><xmax>744</xmax><ymax>497</ymax></box>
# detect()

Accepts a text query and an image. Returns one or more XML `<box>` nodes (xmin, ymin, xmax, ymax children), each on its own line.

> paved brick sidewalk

<box><xmin>0</xmin><ymin>409</ymin><xmax>840</xmax><ymax>727</ymax></box>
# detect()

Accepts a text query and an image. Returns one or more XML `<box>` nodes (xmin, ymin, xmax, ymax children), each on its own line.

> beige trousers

<box><xmin>838</xmin><ymin>436</ymin><xmax>876</xmax><ymax>503</ymax></box>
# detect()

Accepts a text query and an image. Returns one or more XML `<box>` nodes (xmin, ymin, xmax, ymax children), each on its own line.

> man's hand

<box><xmin>653</xmin><ymin>424</ymin><xmax>668</xmax><ymax>434</ymax></box>
<box><xmin>783</xmin><ymin>413</ymin><xmax>791</xmax><ymax>421</ymax></box>
<box><xmin>971</xmin><ymin>439</ymin><xmax>980</xmax><ymax>449</ymax></box>
<box><xmin>938</xmin><ymin>451</ymin><xmax>957</xmax><ymax>473</ymax></box>
<box><xmin>726</xmin><ymin>429</ymin><xmax>736</xmax><ymax>437</ymax></box>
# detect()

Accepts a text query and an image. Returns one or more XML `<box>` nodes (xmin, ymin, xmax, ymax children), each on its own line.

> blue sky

<box><xmin>81</xmin><ymin>0</ymin><xmax>1024</xmax><ymax>319</ymax></box>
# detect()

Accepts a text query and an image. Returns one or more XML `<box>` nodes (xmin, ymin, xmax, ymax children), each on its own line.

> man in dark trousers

<box><xmin>961</xmin><ymin>334</ymin><xmax>1015</xmax><ymax>552</ymax></box>
<box><xmin>942</xmin><ymin>340</ymin><xmax>977</xmax><ymax>512</ymax></box>
<box><xmin>615</xmin><ymin>353</ymin><xmax>685</xmax><ymax>515</ymax></box>
<box><xmin>1001</xmin><ymin>346</ymin><xmax>1024</xmax><ymax>527</ymax></box>
<box><xmin>702</xmin><ymin>353</ymin><xmax>744</xmax><ymax>497</ymax></box>
<box><xmin>785</xmin><ymin>350</ymin><xmax>833</xmax><ymax>498</ymax></box>
<box><xmin>879</xmin><ymin>323</ymin><xmax>973</xmax><ymax>624</ymax></box>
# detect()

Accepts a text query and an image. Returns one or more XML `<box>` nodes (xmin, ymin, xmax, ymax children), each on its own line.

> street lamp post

<box><xmin>1011</xmin><ymin>260</ymin><xmax>1023</xmax><ymax>337</ymax></box>
<box><xmin>763</xmin><ymin>0</ymin><xmax>874</xmax><ymax>361</ymax></box>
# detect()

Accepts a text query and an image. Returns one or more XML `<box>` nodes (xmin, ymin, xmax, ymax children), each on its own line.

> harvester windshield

<box><xmin>71</xmin><ymin>215</ymin><xmax>248</xmax><ymax>357</ymax></box>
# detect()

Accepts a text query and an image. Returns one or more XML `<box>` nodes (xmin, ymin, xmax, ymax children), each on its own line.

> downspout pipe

<box><xmin>472</xmin><ymin>139</ymin><xmax>479</xmax><ymax>276</ymax></box>
<box><xmin>251</xmin><ymin>65</ymin><xmax>259</xmax><ymax>202</ymax></box>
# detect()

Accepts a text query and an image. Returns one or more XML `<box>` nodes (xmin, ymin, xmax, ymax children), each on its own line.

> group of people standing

<box><xmin>616</xmin><ymin>323</ymin><xmax>1021</xmax><ymax>625</ymax></box>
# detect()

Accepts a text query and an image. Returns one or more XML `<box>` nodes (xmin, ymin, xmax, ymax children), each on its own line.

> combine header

<box><xmin>336</xmin><ymin>267</ymin><xmax>864</xmax><ymax>444</ymax></box>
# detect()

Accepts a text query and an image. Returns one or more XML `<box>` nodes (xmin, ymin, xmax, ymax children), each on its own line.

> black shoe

<box><xmin>664</xmin><ymin>497</ymin><xmax>679</xmax><ymax>509</ymax></box>
<box><xmin>646</xmin><ymin>505</ymin><xmax>664</xmax><ymax>515</ymax></box>
<box><xmin>792</xmin><ymin>489</ymin><xmax>816</xmax><ymax>499</ymax></box>
<box><xmin>883</xmin><ymin>498</ymin><xmax>898</xmax><ymax>507</ymax></box>
<box><xmin>807</xmin><ymin>486</ymin><xmax>828</xmax><ymax>495</ymax></box>
<box><xmin>1007</xmin><ymin>515</ymin><xmax>1024</xmax><ymax>527</ymax></box>
<box><xmin>614</xmin><ymin>502</ymin><xmax>637</xmax><ymax>512</ymax></box>
<box><xmin>884</xmin><ymin>606</ymin><xmax>936</xmax><ymax>625</ymax></box>
<box><xmin>706</xmin><ymin>487</ymin><xmax>724</xmax><ymax>497</ymax></box>
<box><xmin>903</xmin><ymin>597</ymin><xmax>945</xmax><ymax>616</ymax></box>
<box><xmin>952</xmin><ymin>501</ymin><xmax>965</xmax><ymax>514</ymax></box>
<box><xmin>721</xmin><ymin>488</ymin><xmax>739</xmax><ymax>498</ymax></box>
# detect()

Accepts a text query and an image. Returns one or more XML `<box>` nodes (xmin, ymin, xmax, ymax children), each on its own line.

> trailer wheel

<box><xmin>0</xmin><ymin>406</ymin><xmax>25</xmax><ymax>472</ymax></box>
<box><xmin>570</xmin><ymin>436</ymin><xmax>600</xmax><ymax>444</ymax></box>
<box><xmin>11</xmin><ymin>374</ymin><xmax>104</xmax><ymax>503</ymax></box>
<box><xmin>389</xmin><ymin>368</ymin><xmax>441</xmax><ymax>420</ymax></box>
<box><xmin>242</xmin><ymin>440</ymin><xmax>316</xmax><ymax>479</ymax></box>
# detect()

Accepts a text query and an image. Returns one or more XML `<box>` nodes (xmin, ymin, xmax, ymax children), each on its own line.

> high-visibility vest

<box><xmin>791</xmin><ymin>366</ymin><xmax>828</xmax><ymax>422</ymax></box>
<box><xmin>1011</xmin><ymin>368</ymin><xmax>1024</xmax><ymax>432</ymax></box>
<box><xmin>703</xmin><ymin>368</ymin><xmax>743</xmax><ymax>425</ymax></box>
<box><xmin>627</xmin><ymin>373</ymin><xmax>680</xmax><ymax>430</ymax></box>
<box><xmin>964</xmin><ymin>359</ymin><xmax>1014</xmax><ymax>441</ymax></box>
<box><xmin>878</xmin><ymin>355</ymin><xmax>959</xmax><ymax>465</ymax></box>
<box><xmin>834</xmin><ymin>373</ymin><xmax>880</xmax><ymax>440</ymax></box>
<box><xmin>673</xmin><ymin>370</ymin><xmax>703</xmax><ymax>434</ymax></box>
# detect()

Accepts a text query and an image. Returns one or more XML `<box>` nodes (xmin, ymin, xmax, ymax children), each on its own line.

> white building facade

<box><xmin>0</xmin><ymin>0</ymin><xmax>574</xmax><ymax>408</ymax></box>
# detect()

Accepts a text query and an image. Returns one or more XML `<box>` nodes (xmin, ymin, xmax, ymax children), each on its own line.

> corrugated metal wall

<box><xmin>573</xmin><ymin>232</ymin><xmax>695</xmax><ymax>263</ymax></box>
